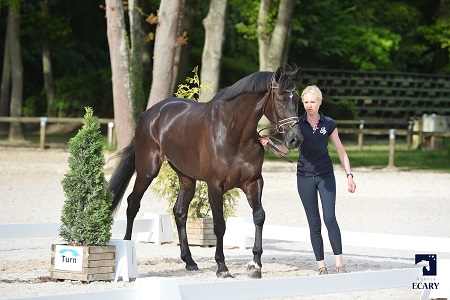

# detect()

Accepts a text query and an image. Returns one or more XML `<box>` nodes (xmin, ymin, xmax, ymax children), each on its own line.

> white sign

<box><xmin>54</xmin><ymin>245</ymin><xmax>83</xmax><ymax>271</ymax></box>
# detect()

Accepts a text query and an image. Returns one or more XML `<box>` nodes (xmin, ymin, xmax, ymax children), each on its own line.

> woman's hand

<box><xmin>347</xmin><ymin>176</ymin><xmax>356</xmax><ymax>193</ymax></box>
<box><xmin>258</xmin><ymin>136</ymin><xmax>270</xmax><ymax>146</ymax></box>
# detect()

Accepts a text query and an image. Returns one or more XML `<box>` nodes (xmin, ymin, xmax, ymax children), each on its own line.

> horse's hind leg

<box><xmin>208</xmin><ymin>184</ymin><xmax>233</xmax><ymax>278</ymax></box>
<box><xmin>171</xmin><ymin>172</ymin><xmax>198</xmax><ymax>271</ymax></box>
<box><xmin>124</xmin><ymin>159</ymin><xmax>162</xmax><ymax>240</ymax></box>
<box><xmin>241</xmin><ymin>176</ymin><xmax>265</xmax><ymax>279</ymax></box>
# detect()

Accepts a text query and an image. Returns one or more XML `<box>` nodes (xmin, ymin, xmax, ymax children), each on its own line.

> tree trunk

<box><xmin>170</xmin><ymin>0</ymin><xmax>185</xmax><ymax>95</ymax></box>
<box><xmin>146</xmin><ymin>0</ymin><xmax>182</xmax><ymax>108</ymax></box>
<box><xmin>0</xmin><ymin>14</ymin><xmax>11</xmax><ymax>132</ymax></box>
<box><xmin>128</xmin><ymin>0</ymin><xmax>146</xmax><ymax>119</ymax></box>
<box><xmin>41</xmin><ymin>0</ymin><xmax>56</xmax><ymax>117</ymax></box>
<box><xmin>256</xmin><ymin>0</ymin><xmax>294</xmax><ymax>128</ymax></box>
<box><xmin>200</xmin><ymin>0</ymin><xmax>228</xmax><ymax>102</ymax></box>
<box><xmin>174</xmin><ymin>0</ymin><xmax>196</xmax><ymax>89</ymax></box>
<box><xmin>8</xmin><ymin>5</ymin><xmax>25</xmax><ymax>141</ymax></box>
<box><xmin>105</xmin><ymin>0</ymin><xmax>134</xmax><ymax>150</ymax></box>
<box><xmin>267</xmin><ymin>0</ymin><xmax>295</xmax><ymax>68</ymax></box>
<box><xmin>257</xmin><ymin>0</ymin><xmax>271</xmax><ymax>71</ymax></box>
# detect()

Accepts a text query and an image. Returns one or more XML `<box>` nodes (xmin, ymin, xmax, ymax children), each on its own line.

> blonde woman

<box><xmin>260</xmin><ymin>85</ymin><xmax>356</xmax><ymax>275</ymax></box>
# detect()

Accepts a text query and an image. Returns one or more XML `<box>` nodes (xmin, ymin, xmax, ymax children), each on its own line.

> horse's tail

<box><xmin>108</xmin><ymin>138</ymin><xmax>136</xmax><ymax>217</ymax></box>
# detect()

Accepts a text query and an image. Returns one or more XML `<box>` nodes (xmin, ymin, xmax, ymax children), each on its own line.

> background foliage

<box><xmin>1</xmin><ymin>0</ymin><xmax>448</xmax><ymax>119</ymax></box>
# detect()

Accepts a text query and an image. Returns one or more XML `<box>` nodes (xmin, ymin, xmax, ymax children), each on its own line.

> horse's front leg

<box><xmin>241</xmin><ymin>176</ymin><xmax>265</xmax><ymax>279</ymax></box>
<box><xmin>173</xmin><ymin>175</ymin><xmax>198</xmax><ymax>271</ymax></box>
<box><xmin>208</xmin><ymin>185</ymin><xmax>233</xmax><ymax>278</ymax></box>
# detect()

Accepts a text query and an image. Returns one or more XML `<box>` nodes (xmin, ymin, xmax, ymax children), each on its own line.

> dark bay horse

<box><xmin>108</xmin><ymin>66</ymin><xmax>303</xmax><ymax>279</ymax></box>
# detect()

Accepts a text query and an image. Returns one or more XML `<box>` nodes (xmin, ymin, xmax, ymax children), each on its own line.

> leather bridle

<box><xmin>258</xmin><ymin>80</ymin><xmax>299</xmax><ymax>163</ymax></box>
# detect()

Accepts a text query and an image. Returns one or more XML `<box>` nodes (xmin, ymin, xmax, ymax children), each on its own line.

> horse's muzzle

<box><xmin>283</xmin><ymin>126</ymin><xmax>303</xmax><ymax>150</ymax></box>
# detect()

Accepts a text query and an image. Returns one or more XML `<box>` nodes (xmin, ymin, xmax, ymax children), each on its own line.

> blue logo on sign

<box><xmin>59</xmin><ymin>249</ymin><xmax>80</xmax><ymax>257</ymax></box>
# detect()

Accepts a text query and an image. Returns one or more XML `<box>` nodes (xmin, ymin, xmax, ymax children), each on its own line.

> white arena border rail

<box><xmin>2</xmin><ymin>216</ymin><xmax>449</xmax><ymax>300</ymax></box>
<box><xmin>1</xmin><ymin>269</ymin><xmax>424</xmax><ymax>300</ymax></box>
<box><xmin>2</xmin><ymin>216</ymin><xmax>450</xmax><ymax>253</ymax></box>
<box><xmin>0</xmin><ymin>219</ymin><xmax>157</xmax><ymax>239</ymax></box>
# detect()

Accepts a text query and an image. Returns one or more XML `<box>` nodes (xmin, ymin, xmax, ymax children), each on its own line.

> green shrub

<box><xmin>54</xmin><ymin>69</ymin><xmax>113</xmax><ymax>117</ymax></box>
<box><xmin>23</xmin><ymin>69</ymin><xmax>113</xmax><ymax>118</ymax></box>
<box><xmin>59</xmin><ymin>107</ymin><xmax>114</xmax><ymax>245</ymax></box>
<box><xmin>23</xmin><ymin>94</ymin><xmax>46</xmax><ymax>117</ymax></box>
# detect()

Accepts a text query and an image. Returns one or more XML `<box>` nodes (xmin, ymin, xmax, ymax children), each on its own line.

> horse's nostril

<box><xmin>289</xmin><ymin>136</ymin><xmax>302</xmax><ymax>148</ymax></box>
<box><xmin>290</xmin><ymin>138</ymin><xmax>298</xmax><ymax>147</ymax></box>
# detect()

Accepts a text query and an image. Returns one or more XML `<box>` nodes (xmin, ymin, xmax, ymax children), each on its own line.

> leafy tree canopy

<box><xmin>0</xmin><ymin>0</ymin><xmax>448</xmax><ymax>118</ymax></box>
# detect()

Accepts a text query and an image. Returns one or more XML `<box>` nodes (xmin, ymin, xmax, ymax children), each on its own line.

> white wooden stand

<box><xmin>135</xmin><ymin>213</ymin><xmax>174</xmax><ymax>245</ymax></box>
<box><xmin>108</xmin><ymin>239</ymin><xmax>138</xmax><ymax>282</ymax></box>
<box><xmin>223</xmin><ymin>217</ymin><xmax>254</xmax><ymax>249</ymax></box>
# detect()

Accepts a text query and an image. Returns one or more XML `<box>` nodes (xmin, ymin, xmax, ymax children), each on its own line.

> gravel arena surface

<box><xmin>1</xmin><ymin>146</ymin><xmax>449</xmax><ymax>299</ymax></box>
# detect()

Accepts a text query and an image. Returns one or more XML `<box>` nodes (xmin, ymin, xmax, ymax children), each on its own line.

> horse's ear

<box><xmin>292</xmin><ymin>67</ymin><xmax>301</xmax><ymax>81</ymax></box>
<box><xmin>274</xmin><ymin>67</ymin><xmax>283</xmax><ymax>82</ymax></box>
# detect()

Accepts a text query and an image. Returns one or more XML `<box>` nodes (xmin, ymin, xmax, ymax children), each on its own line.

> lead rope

<box><xmin>258</xmin><ymin>127</ymin><xmax>294</xmax><ymax>163</ymax></box>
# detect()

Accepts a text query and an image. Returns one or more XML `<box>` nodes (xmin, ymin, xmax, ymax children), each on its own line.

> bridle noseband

<box><xmin>276</xmin><ymin>116</ymin><xmax>299</xmax><ymax>134</ymax></box>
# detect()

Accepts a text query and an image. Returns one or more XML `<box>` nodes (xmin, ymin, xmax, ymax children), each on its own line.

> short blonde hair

<box><xmin>301</xmin><ymin>85</ymin><xmax>322</xmax><ymax>101</ymax></box>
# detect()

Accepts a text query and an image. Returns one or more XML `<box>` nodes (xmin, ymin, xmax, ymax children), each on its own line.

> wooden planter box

<box><xmin>50</xmin><ymin>244</ymin><xmax>115</xmax><ymax>282</ymax></box>
<box><xmin>174</xmin><ymin>217</ymin><xmax>216</xmax><ymax>247</ymax></box>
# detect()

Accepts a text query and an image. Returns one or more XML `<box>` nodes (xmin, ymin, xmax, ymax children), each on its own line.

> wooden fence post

<box><xmin>388</xmin><ymin>129</ymin><xmax>395</xmax><ymax>168</ymax></box>
<box><xmin>107</xmin><ymin>121</ymin><xmax>115</xmax><ymax>148</ymax></box>
<box><xmin>358</xmin><ymin>120</ymin><xmax>365</xmax><ymax>151</ymax></box>
<box><xmin>407</xmin><ymin>120</ymin><xmax>413</xmax><ymax>151</ymax></box>
<box><xmin>40</xmin><ymin>117</ymin><xmax>47</xmax><ymax>150</ymax></box>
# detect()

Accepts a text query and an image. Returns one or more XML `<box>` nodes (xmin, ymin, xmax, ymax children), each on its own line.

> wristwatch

<box><xmin>346</xmin><ymin>173</ymin><xmax>353</xmax><ymax>178</ymax></box>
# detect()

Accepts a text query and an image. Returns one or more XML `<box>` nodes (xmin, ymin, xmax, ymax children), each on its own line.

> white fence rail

<box><xmin>224</xmin><ymin>217</ymin><xmax>450</xmax><ymax>253</ymax></box>
<box><xmin>0</xmin><ymin>219</ymin><xmax>150</xmax><ymax>239</ymax></box>
<box><xmin>1</xmin><ymin>268</ymin><xmax>426</xmax><ymax>300</ymax></box>
<box><xmin>3</xmin><ymin>217</ymin><xmax>450</xmax><ymax>254</ymax></box>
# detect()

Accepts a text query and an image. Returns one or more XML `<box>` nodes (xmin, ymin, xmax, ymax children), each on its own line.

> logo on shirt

<box><xmin>319</xmin><ymin>127</ymin><xmax>327</xmax><ymax>135</ymax></box>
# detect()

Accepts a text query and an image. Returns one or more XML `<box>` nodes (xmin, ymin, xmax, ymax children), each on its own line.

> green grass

<box><xmin>265</xmin><ymin>140</ymin><xmax>450</xmax><ymax>172</ymax></box>
<box><xmin>2</xmin><ymin>129</ymin><xmax>449</xmax><ymax>172</ymax></box>
<box><xmin>331</xmin><ymin>149</ymin><xmax>450</xmax><ymax>171</ymax></box>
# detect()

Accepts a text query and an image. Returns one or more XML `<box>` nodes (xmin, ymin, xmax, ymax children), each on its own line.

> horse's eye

<box><xmin>276</xmin><ymin>97</ymin><xmax>284</xmax><ymax>105</ymax></box>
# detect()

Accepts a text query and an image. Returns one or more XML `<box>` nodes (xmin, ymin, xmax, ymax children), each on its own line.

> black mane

<box><xmin>212</xmin><ymin>67</ymin><xmax>299</xmax><ymax>102</ymax></box>
<box><xmin>212</xmin><ymin>71</ymin><xmax>273</xmax><ymax>102</ymax></box>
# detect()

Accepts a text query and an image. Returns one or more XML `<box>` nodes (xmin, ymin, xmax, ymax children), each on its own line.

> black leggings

<box><xmin>297</xmin><ymin>173</ymin><xmax>342</xmax><ymax>261</ymax></box>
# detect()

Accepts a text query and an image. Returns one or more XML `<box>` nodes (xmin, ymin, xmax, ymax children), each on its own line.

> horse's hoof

<box><xmin>185</xmin><ymin>265</ymin><xmax>199</xmax><ymax>271</ymax></box>
<box><xmin>216</xmin><ymin>271</ymin><xmax>234</xmax><ymax>278</ymax></box>
<box><xmin>247</xmin><ymin>264</ymin><xmax>262</xmax><ymax>279</ymax></box>
<box><xmin>247</xmin><ymin>269</ymin><xmax>262</xmax><ymax>279</ymax></box>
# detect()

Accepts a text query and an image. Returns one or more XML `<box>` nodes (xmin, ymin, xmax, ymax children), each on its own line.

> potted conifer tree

<box><xmin>50</xmin><ymin>107</ymin><xmax>116</xmax><ymax>282</ymax></box>
<box><xmin>151</xmin><ymin>67</ymin><xmax>240</xmax><ymax>246</ymax></box>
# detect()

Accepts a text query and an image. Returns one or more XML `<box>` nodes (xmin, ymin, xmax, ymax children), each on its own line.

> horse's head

<box><xmin>264</xmin><ymin>67</ymin><xmax>303</xmax><ymax>149</ymax></box>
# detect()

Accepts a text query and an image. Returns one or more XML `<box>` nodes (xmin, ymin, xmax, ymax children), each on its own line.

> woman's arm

<box><xmin>330</xmin><ymin>128</ymin><xmax>356</xmax><ymax>193</ymax></box>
